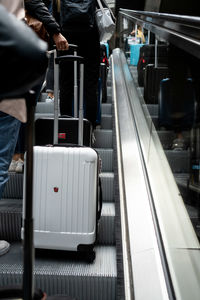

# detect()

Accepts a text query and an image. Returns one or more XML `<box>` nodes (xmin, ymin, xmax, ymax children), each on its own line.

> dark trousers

<box><xmin>60</xmin><ymin>28</ymin><xmax>100</xmax><ymax>128</ymax></box>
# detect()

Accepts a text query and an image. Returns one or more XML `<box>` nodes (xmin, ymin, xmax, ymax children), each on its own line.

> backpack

<box><xmin>60</xmin><ymin>0</ymin><xmax>96</xmax><ymax>31</ymax></box>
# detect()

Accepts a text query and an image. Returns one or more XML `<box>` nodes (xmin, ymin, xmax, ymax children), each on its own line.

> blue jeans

<box><xmin>0</xmin><ymin>112</ymin><xmax>21</xmax><ymax>199</ymax></box>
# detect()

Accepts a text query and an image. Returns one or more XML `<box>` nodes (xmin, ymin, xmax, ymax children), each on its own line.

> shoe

<box><xmin>8</xmin><ymin>160</ymin><xmax>18</xmax><ymax>172</ymax></box>
<box><xmin>15</xmin><ymin>159</ymin><xmax>24</xmax><ymax>173</ymax></box>
<box><xmin>171</xmin><ymin>138</ymin><xmax>187</xmax><ymax>151</ymax></box>
<box><xmin>0</xmin><ymin>240</ymin><xmax>10</xmax><ymax>256</ymax></box>
<box><xmin>45</xmin><ymin>95</ymin><xmax>54</xmax><ymax>103</ymax></box>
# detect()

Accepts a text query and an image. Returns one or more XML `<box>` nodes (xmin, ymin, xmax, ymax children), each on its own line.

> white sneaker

<box><xmin>45</xmin><ymin>96</ymin><xmax>54</xmax><ymax>103</ymax></box>
<box><xmin>15</xmin><ymin>159</ymin><xmax>24</xmax><ymax>173</ymax></box>
<box><xmin>0</xmin><ymin>240</ymin><xmax>10</xmax><ymax>256</ymax></box>
<box><xmin>8</xmin><ymin>160</ymin><xmax>18</xmax><ymax>172</ymax></box>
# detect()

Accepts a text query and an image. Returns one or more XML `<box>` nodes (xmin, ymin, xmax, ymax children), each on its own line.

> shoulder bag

<box><xmin>95</xmin><ymin>0</ymin><xmax>116</xmax><ymax>42</ymax></box>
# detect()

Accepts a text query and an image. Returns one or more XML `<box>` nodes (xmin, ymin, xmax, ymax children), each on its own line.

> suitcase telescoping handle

<box><xmin>48</xmin><ymin>44</ymin><xmax>79</xmax><ymax>145</ymax></box>
<box><xmin>59</xmin><ymin>45</ymin><xmax>79</xmax><ymax>117</ymax></box>
<box><xmin>68</xmin><ymin>45</ymin><xmax>79</xmax><ymax>118</ymax></box>
<box><xmin>155</xmin><ymin>38</ymin><xmax>158</xmax><ymax>68</ymax></box>
<box><xmin>55</xmin><ymin>55</ymin><xmax>84</xmax><ymax>146</ymax></box>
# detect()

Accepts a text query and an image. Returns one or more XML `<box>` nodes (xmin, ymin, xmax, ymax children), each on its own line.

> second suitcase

<box><xmin>144</xmin><ymin>64</ymin><xmax>169</xmax><ymax>104</ymax></box>
<box><xmin>35</xmin><ymin>46</ymin><xmax>92</xmax><ymax>147</ymax></box>
<box><xmin>35</xmin><ymin>116</ymin><xmax>92</xmax><ymax>146</ymax></box>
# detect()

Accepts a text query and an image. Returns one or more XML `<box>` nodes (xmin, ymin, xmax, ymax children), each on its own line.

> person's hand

<box><xmin>130</xmin><ymin>30</ymin><xmax>135</xmax><ymax>36</ymax></box>
<box><xmin>52</xmin><ymin>33</ymin><xmax>69</xmax><ymax>50</ymax></box>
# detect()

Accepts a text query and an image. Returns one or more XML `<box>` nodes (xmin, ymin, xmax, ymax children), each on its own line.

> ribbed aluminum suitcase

<box><xmin>30</xmin><ymin>145</ymin><xmax>98</xmax><ymax>251</ymax></box>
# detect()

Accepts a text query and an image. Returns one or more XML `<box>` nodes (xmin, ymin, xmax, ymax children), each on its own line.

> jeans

<box><xmin>0</xmin><ymin>112</ymin><xmax>21</xmax><ymax>199</ymax></box>
<box><xmin>15</xmin><ymin>122</ymin><xmax>26</xmax><ymax>154</ymax></box>
<box><xmin>12</xmin><ymin>77</ymin><xmax>45</xmax><ymax>158</ymax></box>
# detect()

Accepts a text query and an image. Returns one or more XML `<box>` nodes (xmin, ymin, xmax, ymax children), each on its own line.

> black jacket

<box><xmin>24</xmin><ymin>0</ymin><xmax>60</xmax><ymax>36</ymax></box>
<box><xmin>0</xmin><ymin>4</ymin><xmax>48</xmax><ymax>100</ymax></box>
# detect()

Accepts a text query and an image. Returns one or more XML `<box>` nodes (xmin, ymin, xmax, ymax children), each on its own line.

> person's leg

<box><xmin>59</xmin><ymin>34</ymin><xmax>75</xmax><ymax>116</ymax></box>
<box><xmin>0</xmin><ymin>112</ymin><xmax>21</xmax><ymax>199</ymax></box>
<box><xmin>80</xmin><ymin>30</ymin><xmax>100</xmax><ymax>128</ymax></box>
<box><xmin>59</xmin><ymin>29</ymin><xmax>100</xmax><ymax>125</ymax></box>
<box><xmin>0</xmin><ymin>112</ymin><xmax>21</xmax><ymax>256</ymax></box>
<box><xmin>59</xmin><ymin>59</ymin><xmax>74</xmax><ymax>116</ymax></box>
<box><xmin>68</xmin><ymin>28</ymin><xmax>100</xmax><ymax>128</ymax></box>
<box><xmin>84</xmin><ymin>55</ymin><xmax>100</xmax><ymax>128</ymax></box>
<box><xmin>9</xmin><ymin>122</ymin><xmax>26</xmax><ymax>173</ymax></box>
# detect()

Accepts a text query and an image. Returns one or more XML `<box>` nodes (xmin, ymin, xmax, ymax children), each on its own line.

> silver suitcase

<box><xmin>22</xmin><ymin>54</ymin><xmax>101</xmax><ymax>259</ymax></box>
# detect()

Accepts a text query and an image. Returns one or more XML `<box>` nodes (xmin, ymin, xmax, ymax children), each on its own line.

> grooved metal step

<box><xmin>100</xmin><ymin>172</ymin><xmax>114</xmax><ymax>202</ymax></box>
<box><xmin>0</xmin><ymin>199</ymin><xmax>22</xmax><ymax>241</ymax></box>
<box><xmin>39</xmin><ymin>92</ymin><xmax>48</xmax><ymax>102</ymax></box>
<box><xmin>0</xmin><ymin>198</ymin><xmax>115</xmax><ymax>245</ymax></box>
<box><xmin>36</xmin><ymin>99</ymin><xmax>113</xmax><ymax>116</ymax></box>
<box><xmin>144</xmin><ymin>104</ymin><xmax>158</xmax><ymax>116</ymax></box>
<box><xmin>3</xmin><ymin>170</ymin><xmax>114</xmax><ymax>203</ymax></box>
<box><xmin>165</xmin><ymin>150</ymin><xmax>190</xmax><ymax>173</ymax></box>
<box><xmin>2</xmin><ymin>173</ymin><xmax>23</xmax><ymax>199</ymax></box>
<box><xmin>98</xmin><ymin>202</ymin><xmax>115</xmax><ymax>245</ymax></box>
<box><xmin>0</xmin><ymin>243</ymin><xmax>117</xmax><ymax>300</ymax></box>
<box><xmin>35</xmin><ymin>113</ymin><xmax>54</xmax><ymax>121</ymax></box>
<box><xmin>36</xmin><ymin>102</ymin><xmax>54</xmax><ymax>113</ymax></box>
<box><xmin>107</xmin><ymin>95</ymin><xmax>112</xmax><ymax>104</ymax></box>
<box><xmin>102</xmin><ymin>103</ymin><xmax>112</xmax><ymax>115</ymax></box>
<box><xmin>95</xmin><ymin>148</ymin><xmax>113</xmax><ymax>172</ymax></box>
<box><xmin>93</xmin><ymin>130</ymin><xmax>113</xmax><ymax>148</ymax></box>
<box><xmin>101</xmin><ymin>115</ymin><xmax>112</xmax><ymax>129</ymax></box>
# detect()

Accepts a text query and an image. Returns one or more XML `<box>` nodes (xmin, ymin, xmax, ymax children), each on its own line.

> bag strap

<box><xmin>96</xmin><ymin>0</ymin><xmax>116</xmax><ymax>22</ymax></box>
<box><xmin>96</xmin><ymin>0</ymin><xmax>104</xmax><ymax>13</ymax></box>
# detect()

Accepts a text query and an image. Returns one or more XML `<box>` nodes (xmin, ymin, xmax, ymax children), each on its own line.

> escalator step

<box><xmin>0</xmin><ymin>243</ymin><xmax>117</xmax><ymax>300</ymax></box>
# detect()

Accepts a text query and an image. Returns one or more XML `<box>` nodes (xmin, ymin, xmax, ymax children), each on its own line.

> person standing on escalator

<box><xmin>8</xmin><ymin>0</ymin><xmax>70</xmax><ymax>174</ymax></box>
<box><xmin>58</xmin><ymin>0</ymin><xmax>101</xmax><ymax>130</ymax></box>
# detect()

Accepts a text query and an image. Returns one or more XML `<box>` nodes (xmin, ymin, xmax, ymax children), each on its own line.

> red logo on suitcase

<box><xmin>58</xmin><ymin>133</ymin><xmax>66</xmax><ymax>139</ymax></box>
<box><xmin>54</xmin><ymin>187</ymin><xmax>59</xmax><ymax>193</ymax></box>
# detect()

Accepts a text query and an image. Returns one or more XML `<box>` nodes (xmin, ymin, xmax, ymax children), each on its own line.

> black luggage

<box><xmin>35</xmin><ymin>117</ymin><xmax>91</xmax><ymax>146</ymax></box>
<box><xmin>143</xmin><ymin>64</ymin><xmax>169</xmax><ymax>104</ymax></box>
<box><xmin>137</xmin><ymin>43</ymin><xmax>168</xmax><ymax>86</ymax></box>
<box><xmin>158</xmin><ymin>78</ymin><xmax>196</xmax><ymax>130</ymax></box>
<box><xmin>100</xmin><ymin>43</ymin><xmax>109</xmax><ymax>103</ymax></box>
<box><xmin>35</xmin><ymin>46</ymin><xmax>92</xmax><ymax>146</ymax></box>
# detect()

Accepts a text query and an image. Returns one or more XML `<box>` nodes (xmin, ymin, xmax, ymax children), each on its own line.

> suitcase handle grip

<box><xmin>68</xmin><ymin>44</ymin><xmax>78</xmax><ymax>50</ymax></box>
<box><xmin>57</xmin><ymin>44</ymin><xmax>78</xmax><ymax>52</ymax></box>
<box><xmin>55</xmin><ymin>55</ymin><xmax>84</xmax><ymax>64</ymax></box>
<box><xmin>48</xmin><ymin>44</ymin><xmax>78</xmax><ymax>54</ymax></box>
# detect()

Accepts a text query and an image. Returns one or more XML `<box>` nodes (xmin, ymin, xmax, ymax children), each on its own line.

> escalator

<box><xmin>129</xmin><ymin>64</ymin><xmax>200</xmax><ymax>239</ymax></box>
<box><xmin>0</xmin><ymin>67</ymin><xmax>119</xmax><ymax>299</ymax></box>
<box><xmin>1</xmin><ymin>39</ymin><xmax>200</xmax><ymax>300</ymax></box>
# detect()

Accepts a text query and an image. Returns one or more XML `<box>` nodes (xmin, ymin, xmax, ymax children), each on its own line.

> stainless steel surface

<box><xmin>112</xmin><ymin>49</ymin><xmax>169</xmax><ymax>300</ymax></box>
<box><xmin>112</xmin><ymin>48</ymin><xmax>200</xmax><ymax>299</ymax></box>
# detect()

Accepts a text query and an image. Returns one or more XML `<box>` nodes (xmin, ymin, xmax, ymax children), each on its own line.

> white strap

<box><xmin>96</xmin><ymin>0</ymin><xmax>104</xmax><ymax>13</ymax></box>
<box><xmin>96</xmin><ymin>0</ymin><xmax>116</xmax><ymax>21</ymax></box>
